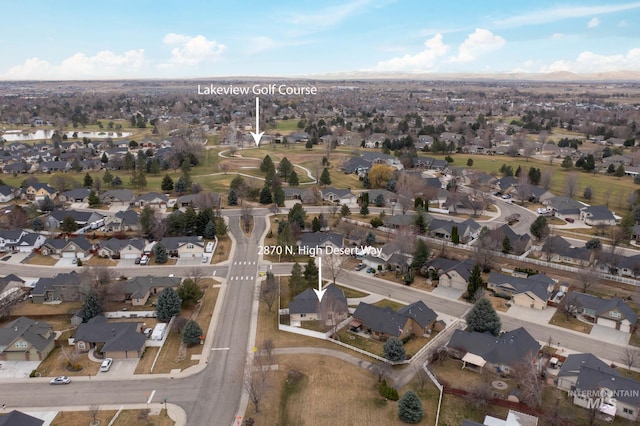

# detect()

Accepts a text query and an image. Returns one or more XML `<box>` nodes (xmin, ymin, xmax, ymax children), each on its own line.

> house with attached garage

<box><xmin>487</xmin><ymin>272</ymin><xmax>555</xmax><ymax>310</ymax></box>
<box><xmin>427</xmin><ymin>215</ymin><xmax>481</xmax><ymax>243</ymax></box>
<box><xmin>73</xmin><ymin>315</ymin><xmax>146</xmax><ymax>359</ymax></box>
<box><xmin>105</xmin><ymin>209</ymin><xmax>140</xmax><ymax>232</ymax></box>
<box><xmin>58</xmin><ymin>188</ymin><xmax>91</xmax><ymax>203</ymax></box>
<box><xmin>320</xmin><ymin>187</ymin><xmax>357</xmax><ymax>205</ymax></box>
<box><xmin>0</xmin><ymin>317</ymin><xmax>55</xmax><ymax>361</ymax></box>
<box><xmin>446</xmin><ymin>327</ymin><xmax>541</xmax><ymax>375</ymax></box>
<box><xmin>423</xmin><ymin>257</ymin><xmax>475</xmax><ymax>291</ymax></box>
<box><xmin>563</xmin><ymin>291</ymin><xmax>637</xmax><ymax>333</ymax></box>
<box><xmin>0</xmin><ymin>185</ymin><xmax>18</xmax><ymax>202</ymax></box>
<box><xmin>158</xmin><ymin>236</ymin><xmax>205</xmax><ymax>258</ymax></box>
<box><xmin>21</xmin><ymin>182</ymin><xmax>58</xmax><ymax>202</ymax></box>
<box><xmin>124</xmin><ymin>275</ymin><xmax>182</xmax><ymax>306</ymax></box>
<box><xmin>133</xmin><ymin>192</ymin><xmax>169</xmax><ymax>208</ymax></box>
<box><xmin>13</xmin><ymin>232</ymin><xmax>46</xmax><ymax>253</ymax></box>
<box><xmin>97</xmin><ymin>238</ymin><xmax>146</xmax><ymax>259</ymax></box>
<box><xmin>0</xmin><ymin>229</ymin><xmax>28</xmax><ymax>252</ymax></box>
<box><xmin>539</xmin><ymin>235</ymin><xmax>594</xmax><ymax>266</ymax></box>
<box><xmin>579</xmin><ymin>205</ymin><xmax>617</xmax><ymax>226</ymax></box>
<box><xmin>572</xmin><ymin>365</ymin><xmax>640</xmax><ymax>422</ymax></box>
<box><xmin>298</xmin><ymin>232</ymin><xmax>344</xmax><ymax>253</ymax></box>
<box><xmin>40</xmin><ymin>235</ymin><xmax>93</xmax><ymax>259</ymax></box>
<box><xmin>556</xmin><ymin>353</ymin><xmax>615</xmax><ymax>391</ymax></box>
<box><xmin>351</xmin><ymin>300</ymin><xmax>438</xmax><ymax>342</ymax></box>
<box><xmin>543</xmin><ymin>196</ymin><xmax>586</xmax><ymax>222</ymax></box>
<box><xmin>30</xmin><ymin>272</ymin><xmax>82</xmax><ymax>303</ymax></box>
<box><xmin>288</xmin><ymin>284</ymin><xmax>348</xmax><ymax>325</ymax></box>
<box><xmin>100</xmin><ymin>189</ymin><xmax>135</xmax><ymax>207</ymax></box>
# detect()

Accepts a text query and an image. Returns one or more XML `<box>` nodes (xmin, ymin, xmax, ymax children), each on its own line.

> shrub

<box><xmin>29</xmin><ymin>369</ymin><xmax>37</xmax><ymax>378</ymax></box>
<box><xmin>398</xmin><ymin>391</ymin><xmax>423</xmax><ymax>423</ymax></box>
<box><xmin>378</xmin><ymin>379</ymin><xmax>399</xmax><ymax>401</ymax></box>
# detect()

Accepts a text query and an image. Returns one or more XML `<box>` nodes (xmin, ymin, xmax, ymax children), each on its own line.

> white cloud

<box><xmin>588</xmin><ymin>17</ymin><xmax>600</xmax><ymax>28</ymax></box>
<box><xmin>1</xmin><ymin>50</ymin><xmax>146</xmax><ymax>79</ymax></box>
<box><xmin>495</xmin><ymin>2</ymin><xmax>640</xmax><ymax>28</ymax></box>
<box><xmin>448</xmin><ymin>29</ymin><xmax>505</xmax><ymax>63</ymax></box>
<box><xmin>619</xmin><ymin>20</ymin><xmax>629</xmax><ymax>27</ymax></box>
<box><xmin>552</xmin><ymin>33</ymin><xmax>564</xmax><ymax>39</ymax></box>
<box><xmin>284</xmin><ymin>0</ymin><xmax>372</xmax><ymax>33</ymax></box>
<box><xmin>542</xmin><ymin>48</ymin><xmax>640</xmax><ymax>73</ymax></box>
<box><xmin>162</xmin><ymin>33</ymin><xmax>225</xmax><ymax>66</ymax></box>
<box><xmin>244</xmin><ymin>36</ymin><xmax>312</xmax><ymax>54</ymax></box>
<box><xmin>374</xmin><ymin>33</ymin><xmax>450</xmax><ymax>72</ymax></box>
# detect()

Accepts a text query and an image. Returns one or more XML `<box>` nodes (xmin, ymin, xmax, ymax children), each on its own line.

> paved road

<box><xmin>0</xmin><ymin>263</ymin><xmax>230</xmax><ymax>279</ymax></box>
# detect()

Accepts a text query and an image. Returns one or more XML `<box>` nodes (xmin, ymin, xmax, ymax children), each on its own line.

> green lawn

<box><xmin>273</xmin><ymin>119</ymin><xmax>302</xmax><ymax>133</ymax></box>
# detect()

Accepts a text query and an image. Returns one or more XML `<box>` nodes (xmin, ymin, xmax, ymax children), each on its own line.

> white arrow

<box><xmin>313</xmin><ymin>257</ymin><xmax>327</xmax><ymax>302</ymax></box>
<box><xmin>250</xmin><ymin>97</ymin><xmax>264</xmax><ymax>146</ymax></box>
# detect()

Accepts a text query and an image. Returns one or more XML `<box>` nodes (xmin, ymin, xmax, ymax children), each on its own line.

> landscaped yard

<box><xmin>51</xmin><ymin>409</ymin><xmax>119</xmax><ymax>426</ymax></box>
<box><xmin>50</xmin><ymin>408</ymin><xmax>174</xmax><ymax>426</ymax></box>
<box><xmin>24</xmin><ymin>254</ymin><xmax>59</xmax><ymax>266</ymax></box>
<box><xmin>12</xmin><ymin>300</ymin><xmax>82</xmax><ymax>317</ymax></box>
<box><xmin>211</xmin><ymin>235</ymin><xmax>231</xmax><ymax>263</ymax></box>
<box><xmin>36</xmin><ymin>330</ymin><xmax>101</xmax><ymax>378</ymax></box>
<box><xmin>548</xmin><ymin>310</ymin><xmax>593</xmax><ymax>333</ymax></box>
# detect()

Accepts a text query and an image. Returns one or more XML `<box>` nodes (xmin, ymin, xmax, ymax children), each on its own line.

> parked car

<box><xmin>366</xmin><ymin>267</ymin><xmax>376</xmax><ymax>274</ymax></box>
<box><xmin>50</xmin><ymin>376</ymin><xmax>71</xmax><ymax>385</ymax></box>
<box><xmin>143</xmin><ymin>327</ymin><xmax>153</xmax><ymax>338</ymax></box>
<box><xmin>566</xmin><ymin>218</ymin><xmax>575</xmax><ymax>223</ymax></box>
<box><xmin>100</xmin><ymin>358</ymin><xmax>113</xmax><ymax>372</ymax></box>
<box><xmin>355</xmin><ymin>263</ymin><xmax>366</xmax><ymax>271</ymax></box>
<box><xmin>501</xmin><ymin>194</ymin><xmax>511</xmax><ymax>199</ymax></box>
<box><xmin>140</xmin><ymin>255</ymin><xmax>149</xmax><ymax>265</ymax></box>
<box><xmin>135</xmin><ymin>257</ymin><xmax>141</xmax><ymax>264</ymax></box>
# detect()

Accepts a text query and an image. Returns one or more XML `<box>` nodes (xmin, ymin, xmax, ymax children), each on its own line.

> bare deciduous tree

<box><xmin>259</xmin><ymin>272</ymin><xmax>278</xmax><ymax>314</ymax></box>
<box><xmin>241</xmin><ymin>203</ymin><xmax>253</xmax><ymax>232</ymax></box>
<box><xmin>621</xmin><ymin>346</ymin><xmax>640</xmax><ymax>371</ymax></box>
<box><xmin>564</xmin><ymin>172</ymin><xmax>580</xmax><ymax>199</ymax></box>
<box><xmin>244</xmin><ymin>356</ymin><xmax>269</xmax><ymax>414</ymax></box>
<box><xmin>372</xmin><ymin>361</ymin><xmax>391</xmax><ymax>383</ymax></box>
<box><xmin>513</xmin><ymin>351</ymin><xmax>543</xmax><ymax>408</ymax></box>
<box><xmin>324</xmin><ymin>252</ymin><xmax>349</xmax><ymax>285</ymax></box>
<box><xmin>89</xmin><ymin>404</ymin><xmax>100</xmax><ymax>423</ymax></box>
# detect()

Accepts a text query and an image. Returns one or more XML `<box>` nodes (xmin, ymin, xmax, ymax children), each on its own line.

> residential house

<box><xmin>0</xmin><ymin>317</ymin><xmax>55</xmax><ymax>361</ymax></box>
<box><xmin>363</xmin><ymin>189</ymin><xmax>398</xmax><ymax>207</ymax></box>
<box><xmin>38</xmin><ymin>160</ymin><xmax>70</xmax><ymax>173</ymax></box>
<box><xmin>556</xmin><ymin>353</ymin><xmax>615</xmax><ymax>391</ymax></box>
<box><xmin>12</xmin><ymin>232</ymin><xmax>46</xmax><ymax>253</ymax></box>
<box><xmin>298</xmin><ymin>232</ymin><xmax>344</xmax><ymax>253</ymax></box>
<box><xmin>484</xmin><ymin>224</ymin><xmax>532</xmax><ymax>255</ymax></box>
<box><xmin>45</xmin><ymin>209</ymin><xmax>105</xmax><ymax>230</ymax></box>
<box><xmin>73</xmin><ymin>315</ymin><xmax>146</xmax><ymax>359</ymax></box>
<box><xmin>539</xmin><ymin>236</ymin><xmax>594</xmax><ymax>267</ymax></box>
<box><xmin>447</xmin><ymin>327</ymin><xmax>541</xmax><ymax>374</ymax></box>
<box><xmin>105</xmin><ymin>209</ymin><xmax>140</xmax><ymax>232</ymax></box>
<box><xmin>351</xmin><ymin>300</ymin><xmax>437</xmax><ymax>341</ymax></box>
<box><xmin>572</xmin><ymin>366</ymin><xmax>640</xmax><ymax>422</ymax></box>
<box><xmin>58</xmin><ymin>188</ymin><xmax>91</xmax><ymax>203</ymax></box>
<box><xmin>133</xmin><ymin>192</ymin><xmax>169</xmax><ymax>208</ymax></box>
<box><xmin>580</xmin><ymin>205</ymin><xmax>617</xmax><ymax>226</ymax></box>
<box><xmin>320</xmin><ymin>187</ymin><xmax>356</xmax><ymax>204</ymax></box>
<box><xmin>40</xmin><ymin>235</ymin><xmax>93</xmax><ymax>259</ymax></box>
<box><xmin>0</xmin><ymin>229</ymin><xmax>28</xmax><ymax>252</ymax></box>
<box><xmin>494</xmin><ymin>176</ymin><xmax>518</xmax><ymax>192</ymax></box>
<box><xmin>341</xmin><ymin>156</ymin><xmax>372</xmax><ymax>175</ymax></box>
<box><xmin>22</xmin><ymin>182</ymin><xmax>57</xmax><ymax>201</ymax></box>
<box><xmin>100</xmin><ymin>189</ymin><xmax>135</xmax><ymax>206</ymax></box>
<box><xmin>0</xmin><ymin>185</ymin><xmax>18</xmax><ymax>202</ymax></box>
<box><xmin>564</xmin><ymin>291</ymin><xmax>637</xmax><ymax>332</ymax></box>
<box><xmin>0</xmin><ymin>410</ymin><xmax>44</xmax><ymax>426</ymax></box>
<box><xmin>30</xmin><ymin>272</ymin><xmax>82</xmax><ymax>303</ymax></box>
<box><xmin>528</xmin><ymin>186</ymin><xmax>555</xmax><ymax>203</ymax></box>
<box><xmin>98</xmin><ymin>238</ymin><xmax>146</xmax><ymax>259</ymax></box>
<box><xmin>288</xmin><ymin>284</ymin><xmax>349</xmax><ymax>325</ymax></box>
<box><xmin>543</xmin><ymin>196</ymin><xmax>586</xmax><ymax>221</ymax></box>
<box><xmin>487</xmin><ymin>272</ymin><xmax>555</xmax><ymax>310</ymax></box>
<box><xmin>428</xmin><ymin>216</ymin><xmax>481</xmax><ymax>243</ymax></box>
<box><xmin>471</xmin><ymin>411</ymin><xmax>539</xmax><ymax>426</ymax></box>
<box><xmin>383</xmin><ymin>214</ymin><xmax>415</xmax><ymax>229</ymax></box>
<box><xmin>124</xmin><ymin>275</ymin><xmax>181</xmax><ymax>306</ymax></box>
<box><xmin>159</xmin><ymin>236</ymin><xmax>205</xmax><ymax>258</ymax></box>
<box><xmin>424</xmin><ymin>257</ymin><xmax>475</xmax><ymax>291</ymax></box>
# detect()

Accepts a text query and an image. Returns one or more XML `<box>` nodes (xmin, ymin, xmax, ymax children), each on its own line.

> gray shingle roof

<box><xmin>558</xmin><ymin>353</ymin><xmax>617</xmax><ymax>378</ymax></box>
<box><xmin>448</xmin><ymin>327</ymin><xmax>541</xmax><ymax>366</ymax></box>
<box><xmin>0</xmin><ymin>317</ymin><xmax>54</xmax><ymax>353</ymax></box>
<box><xmin>575</xmin><ymin>365</ymin><xmax>640</xmax><ymax>405</ymax></box>
<box><xmin>566</xmin><ymin>292</ymin><xmax>637</xmax><ymax>325</ymax></box>
<box><xmin>124</xmin><ymin>275</ymin><xmax>181</xmax><ymax>299</ymax></box>
<box><xmin>74</xmin><ymin>315</ymin><xmax>145</xmax><ymax>353</ymax></box>
<box><xmin>488</xmin><ymin>272</ymin><xmax>553</xmax><ymax>301</ymax></box>
<box><xmin>353</xmin><ymin>302</ymin><xmax>407</xmax><ymax>337</ymax></box>
<box><xmin>299</xmin><ymin>232</ymin><xmax>344</xmax><ymax>249</ymax></box>
<box><xmin>0</xmin><ymin>410</ymin><xmax>44</xmax><ymax>426</ymax></box>
<box><xmin>397</xmin><ymin>301</ymin><xmax>437</xmax><ymax>329</ymax></box>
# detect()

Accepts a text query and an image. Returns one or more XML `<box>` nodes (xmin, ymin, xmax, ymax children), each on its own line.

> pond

<box><xmin>2</xmin><ymin>129</ymin><xmax>132</xmax><ymax>141</ymax></box>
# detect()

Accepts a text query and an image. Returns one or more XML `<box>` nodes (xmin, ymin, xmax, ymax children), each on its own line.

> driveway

<box><xmin>0</xmin><ymin>360</ymin><xmax>40</xmax><ymax>379</ymax></box>
<box><xmin>55</xmin><ymin>257</ymin><xmax>80</xmax><ymax>267</ymax></box>
<box><xmin>0</xmin><ymin>252</ymin><xmax>31</xmax><ymax>265</ymax></box>
<box><xmin>589</xmin><ymin>324</ymin><xmax>630</xmax><ymax>346</ymax></box>
<box><xmin>176</xmin><ymin>257</ymin><xmax>204</xmax><ymax>267</ymax></box>
<box><xmin>118</xmin><ymin>258</ymin><xmax>138</xmax><ymax>267</ymax></box>
<box><xmin>97</xmin><ymin>358</ymin><xmax>139</xmax><ymax>379</ymax></box>
<box><xmin>431</xmin><ymin>286</ymin><xmax>465</xmax><ymax>300</ymax></box>
<box><xmin>505</xmin><ymin>305</ymin><xmax>557</xmax><ymax>323</ymax></box>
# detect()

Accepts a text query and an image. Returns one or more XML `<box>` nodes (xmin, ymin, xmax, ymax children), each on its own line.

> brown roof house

<box><xmin>0</xmin><ymin>317</ymin><xmax>55</xmax><ymax>361</ymax></box>
<box><xmin>351</xmin><ymin>301</ymin><xmax>438</xmax><ymax>341</ymax></box>
<box><xmin>73</xmin><ymin>315</ymin><xmax>146</xmax><ymax>359</ymax></box>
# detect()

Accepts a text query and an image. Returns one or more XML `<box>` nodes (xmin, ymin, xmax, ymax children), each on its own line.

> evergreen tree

<box><xmin>561</xmin><ymin>156</ymin><xmax>573</xmax><ymax>169</ymax></box>
<box><xmin>289</xmin><ymin>262</ymin><xmax>307</xmax><ymax>296</ymax></box>
<box><xmin>83</xmin><ymin>173</ymin><xmax>93</xmax><ymax>188</ymax></box>
<box><xmin>319</xmin><ymin>167</ymin><xmax>331</xmax><ymax>186</ymax></box>
<box><xmin>182</xmin><ymin>320</ymin><xmax>203</xmax><ymax>346</ymax></box>
<box><xmin>111</xmin><ymin>176</ymin><xmax>122</xmax><ymax>188</ymax></box>
<box><xmin>303</xmin><ymin>258</ymin><xmax>319</xmax><ymax>288</ymax></box>
<box><xmin>101</xmin><ymin>152</ymin><xmax>109</xmax><ymax>164</ymax></box>
<box><xmin>175</xmin><ymin>176</ymin><xmax>187</xmax><ymax>195</ymax></box>
<box><xmin>312</xmin><ymin>216</ymin><xmax>322</xmax><ymax>232</ymax></box>
<box><xmin>451</xmin><ymin>225</ymin><xmax>460</xmax><ymax>244</ymax></box>
<box><xmin>277</xmin><ymin>157</ymin><xmax>294</xmax><ymax>179</ymax></box>
<box><xmin>154</xmin><ymin>243</ymin><xmax>168</xmax><ymax>264</ymax></box>
<box><xmin>530</xmin><ymin>216</ymin><xmax>549</xmax><ymax>241</ymax></box>
<box><xmin>340</xmin><ymin>204</ymin><xmax>351</xmax><ymax>217</ymax></box>
<box><xmin>360</xmin><ymin>202</ymin><xmax>369</xmax><ymax>216</ymax></box>
<box><xmin>383</xmin><ymin>337</ymin><xmax>406</xmax><ymax>361</ymax></box>
<box><xmin>273</xmin><ymin>186</ymin><xmax>285</xmax><ymax>206</ymax></box>
<box><xmin>398</xmin><ymin>391</ymin><xmax>423</xmax><ymax>424</ymax></box>
<box><xmin>102</xmin><ymin>170</ymin><xmax>113</xmax><ymax>186</ymax></box>
<box><xmin>414</xmin><ymin>211</ymin><xmax>427</xmax><ymax>234</ymax></box>
<box><xmin>227</xmin><ymin>188</ymin><xmax>238</xmax><ymax>206</ymax></box>
<box><xmin>88</xmin><ymin>190</ymin><xmax>100</xmax><ymax>208</ymax></box>
<box><xmin>260</xmin><ymin>155</ymin><xmax>275</xmax><ymax>174</ymax></box>
<box><xmin>259</xmin><ymin>185</ymin><xmax>273</xmax><ymax>204</ymax></box>
<box><xmin>365</xmin><ymin>231</ymin><xmax>376</xmax><ymax>245</ymax></box>
<box><xmin>502</xmin><ymin>235</ymin><xmax>512</xmax><ymax>254</ymax></box>
<box><xmin>32</xmin><ymin>217</ymin><xmax>44</xmax><ymax>231</ymax></box>
<box><xmin>81</xmin><ymin>291</ymin><xmax>103</xmax><ymax>322</ymax></box>
<box><xmin>466</xmin><ymin>298</ymin><xmax>502</xmax><ymax>336</ymax></box>
<box><xmin>204</xmin><ymin>220</ymin><xmax>216</xmax><ymax>239</ymax></box>
<box><xmin>467</xmin><ymin>264</ymin><xmax>483</xmax><ymax>299</ymax></box>
<box><xmin>287</xmin><ymin>170</ymin><xmax>299</xmax><ymax>186</ymax></box>
<box><xmin>411</xmin><ymin>239</ymin><xmax>430</xmax><ymax>271</ymax></box>
<box><xmin>177</xmin><ymin>278</ymin><xmax>204</xmax><ymax>307</ymax></box>
<box><xmin>277</xmin><ymin>223</ymin><xmax>296</xmax><ymax>259</ymax></box>
<box><xmin>615</xmin><ymin>164</ymin><xmax>626</xmax><ymax>177</ymax></box>
<box><xmin>161</xmin><ymin>174</ymin><xmax>174</xmax><ymax>192</ymax></box>
<box><xmin>61</xmin><ymin>215</ymin><xmax>79</xmax><ymax>233</ymax></box>
<box><xmin>288</xmin><ymin>203</ymin><xmax>307</xmax><ymax>229</ymax></box>
<box><xmin>374</xmin><ymin>193</ymin><xmax>386</xmax><ymax>207</ymax></box>
<box><xmin>156</xmin><ymin>287</ymin><xmax>182</xmax><ymax>322</ymax></box>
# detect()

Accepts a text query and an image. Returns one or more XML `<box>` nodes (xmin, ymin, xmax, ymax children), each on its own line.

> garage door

<box><xmin>597</xmin><ymin>317</ymin><xmax>617</xmax><ymax>329</ymax></box>
<box><xmin>62</xmin><ymin>252</ymin><xmax>75</xmax><ymax>258</ymax></box>
<box><xmin>619</xmin><ymin>322</ymin><xmax>631</xmax><ymax>333</ymax></box>
<box><xmin>123</xmin><ymin>253</ymin><xmax>138</xmax><ymax>259</ymax></box>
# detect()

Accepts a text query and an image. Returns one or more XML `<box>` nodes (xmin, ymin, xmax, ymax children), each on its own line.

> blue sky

<box><xmin>2</xmin><ymin>0</ymin><xmax>640</xmax><ymax>79</ymax></box>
